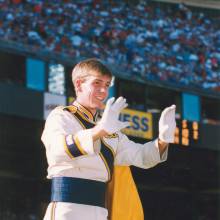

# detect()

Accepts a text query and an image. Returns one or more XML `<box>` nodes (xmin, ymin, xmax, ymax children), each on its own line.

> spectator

<box><xmin>0</xmin><ymin>0</ymin><xmax>219</xmax><ymax>92</ymax></box>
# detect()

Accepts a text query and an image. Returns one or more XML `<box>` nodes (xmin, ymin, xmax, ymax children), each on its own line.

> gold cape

<box><xmin>107</xmin><ymin>166</ymin><xmax>144</xmax><ymax>220</ymax></box>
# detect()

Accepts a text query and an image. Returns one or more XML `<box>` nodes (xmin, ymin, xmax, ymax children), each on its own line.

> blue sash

<box><xmin>51</xmin><ymin>177</ymin><xmax>106</xmax><ymax>207</ymax></box>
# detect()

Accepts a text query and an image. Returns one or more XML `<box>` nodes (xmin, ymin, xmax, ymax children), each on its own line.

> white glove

<box><xmin>159</xmin><ymin>105</ymin><xmax>176</xmax><ymax>143</ymax></box>
<box><xmin>98</xmin><ymin>97</ymin><xmax>130</xmax><ymax>134</ymax></box>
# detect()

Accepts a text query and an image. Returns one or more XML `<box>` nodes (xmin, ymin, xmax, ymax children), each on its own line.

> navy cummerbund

<box><xmin>51</xmin><ymin>177</ymin><xmax>106</xmax><ymax>208</ymax></box>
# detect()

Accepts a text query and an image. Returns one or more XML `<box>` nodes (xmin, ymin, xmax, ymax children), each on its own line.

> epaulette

<box><xmin>63</xmin><ymin>105</ymin><xmax>77</xmax><ymax>114</ymax></box>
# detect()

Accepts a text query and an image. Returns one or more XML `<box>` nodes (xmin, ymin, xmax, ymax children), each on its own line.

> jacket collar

<box><xmin>73</xmin><ymin>101</ymin><xmax>96</xmax><ymax>122</ymax></box>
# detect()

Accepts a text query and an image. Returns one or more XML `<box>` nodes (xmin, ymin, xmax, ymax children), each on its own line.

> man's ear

<box><xmin>75</xmin><ymin>78</ymin><xmax>83</xmax><ymax>93</ymax></box>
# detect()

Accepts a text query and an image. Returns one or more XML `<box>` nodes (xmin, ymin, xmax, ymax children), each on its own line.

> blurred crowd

<box><xmin>0</xmin><ymin>0</ymin><xmax>220</xmax><ymax>92</ymax></box>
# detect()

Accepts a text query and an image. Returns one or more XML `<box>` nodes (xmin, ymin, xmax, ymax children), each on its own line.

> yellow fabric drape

<box><xmin>106</xmin><ymin>166</ymin><xmax>144</xmax><ymax>220</ymax></box>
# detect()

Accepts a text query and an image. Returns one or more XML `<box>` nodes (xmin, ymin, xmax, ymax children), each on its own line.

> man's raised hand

<box><xmin>98</xmin><ymin>97</ymin><xmax>130</xmax><ymax>134</ymax></box>
<box><xmin>159</xmin><ymin>105</ymin><xmax>176</xmax><ymax>143</ymax></box>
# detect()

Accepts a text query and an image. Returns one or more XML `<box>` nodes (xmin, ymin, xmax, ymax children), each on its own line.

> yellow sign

<box><xmin>119</xmin><ymin>109</ymin><xmax>153</xmax><ymax>139</ymax></box>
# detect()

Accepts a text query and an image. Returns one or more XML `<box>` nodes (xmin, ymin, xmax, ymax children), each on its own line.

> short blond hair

<box><xmin>72</xmin><ymin>58</ymin><xmax>112</xmax><ymax>88</ymax></box>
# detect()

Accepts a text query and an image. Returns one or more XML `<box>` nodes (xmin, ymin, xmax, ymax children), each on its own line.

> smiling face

<box><xmin>75</xmin><ymin>71</ymin><xmax>112</xmax><ymax>115</ymax></box>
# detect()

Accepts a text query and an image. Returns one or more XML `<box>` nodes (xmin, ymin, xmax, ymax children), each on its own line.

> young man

<box><xmin>41</xmin><ymin>58</ymin><xmax>176</xmax><ymax>220</ymax></box>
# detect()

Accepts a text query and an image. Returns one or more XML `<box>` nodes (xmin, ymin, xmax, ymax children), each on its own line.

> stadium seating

<box><xmin>0</xmin><ymin>0</ymin><xmax>219</xmax><ymax>92</ymax></box>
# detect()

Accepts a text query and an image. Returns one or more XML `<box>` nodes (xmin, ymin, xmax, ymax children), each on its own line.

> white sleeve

<box><xmin>114</xmin><ymin>132</ymin><xmax>168</xmax><ymax>169</ymax></box>
<box><xmin>41</xmin><ymin>108</ymin><xmax>94</xmax><ymax>163</ymax></box>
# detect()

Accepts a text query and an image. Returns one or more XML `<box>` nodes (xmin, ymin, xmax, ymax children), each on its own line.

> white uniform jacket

<box><xmin>41</xmin><ymin>102</ymin><xmax>168</xmax><ymax>220</ymax></box>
